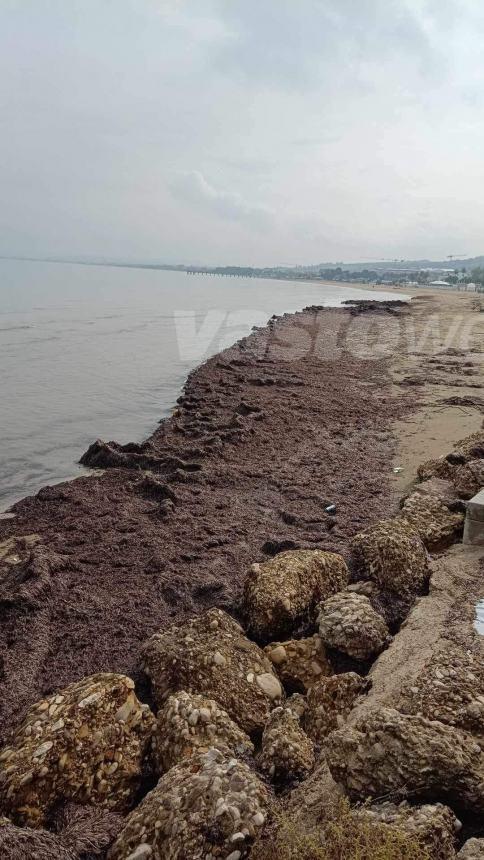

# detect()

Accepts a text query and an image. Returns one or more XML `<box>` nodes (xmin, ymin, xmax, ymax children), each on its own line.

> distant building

<box><xmin>429</xmin><ymin>280</ymin><xmax>454</xmax><ymax>288</ymax></box>
<box><xmin>463</xmin><ymin>282</ymin><xmax>477</xmax><ymax>291</ymax></box>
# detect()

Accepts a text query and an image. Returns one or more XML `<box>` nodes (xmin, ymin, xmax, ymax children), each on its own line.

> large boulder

<box><xmin>141</xmin><ymin>608</ymin><xmax>283</xmax><ymax>735</ymax></box>
<box><xmin>326</xmin><ymin>707</ymin><xmax>484</xmax><ymax>813</ymax></box>
<box><xmin>397</xmin><ymin>643</ymin><xmax>484</xmax><ymax>741</ymax></box>
<box><xmin>264</xmin><ymin>634</ymin><xmax>332</xmax><ymax>693</ymax></box>
<box><xmin>152</xmin><ymin>691</ymin><xmax>253</xmax><ymax>772</ymax></box>
<box><xmin>318</xmin><ymin>592</ymin><xmax>390</xmax><ymax>661</ymax></box>
<box><xmin>0</xmin><ymin>674</ymin><xmax>154</xmax><ymax>827</ymax></box>
<box><xmin>417</xmin><ymin>458</ymin><xmax>455</xmax><ymax>482</ymax></box>
<box><xmin>351</xmin><ymin>519</ymin><xmax>429</xmax><ymax>597</ymax></box>
<box><xmin>257</xmin><ymin>704</ymin><xmax>315</xmax><ymax>786</ymax></box>
<box><xmin>449</xmin><ymin>431</ymin><xmax>484</xmax><ymax>464</ymax></box>
<box><xmin>107</xmin><ymin>748</ymin><xmax>272</xmax><ymax>860</ymax></box>
<box><xmin>304</xmin><ymin>672</ymin><xmax>369</xmax><ymax>743</ymax></box>
<box><xmin>453</xmin><ymin>460</ymin><xmax>484</xmax><ymax>499</ymax></box>
<box><xmin>243</xmin><ymin>549</ymin><xmax>349</xmax><ymax>641</ymax></box>
<box><xmin>398</xmin><ymin>494</ymin><xmax>464</xmax><ymax>551</ymax></box>
<box><xmin>458</xmin><ymin>839</ymin><xmax>484</xmax><ymax>859</ymax></box>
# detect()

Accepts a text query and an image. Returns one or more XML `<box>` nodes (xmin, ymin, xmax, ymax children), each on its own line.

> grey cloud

<box><xmin>1</xmin><ymin>1</ymin><xmax>484</xmax><ymax>265</ymax></box>
<box><xmin>169</xmin><ymin>171</ymin><xmax>275</xmax><ymax>227</ymax></box>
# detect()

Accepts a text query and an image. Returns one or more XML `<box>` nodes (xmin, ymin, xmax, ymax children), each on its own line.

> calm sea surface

<box><xmin>0</xmin><ymin>260</ymin><xmax>404</xmax><ymax>510</ymax></box>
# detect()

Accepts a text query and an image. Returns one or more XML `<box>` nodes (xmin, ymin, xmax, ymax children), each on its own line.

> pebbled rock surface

<box><xmin>0</xmin><ymin>305</ymin><xmax>407</xmax><ymax>744</ymax></box>
<box><xmin>152</xmin><ymin>690</ymin><xmax>253</xmax><ymax>772</ymax></box>
<box><xmin>351</xmin><ymin>518</ymin><xmax>429</xmax><ymax>597</ymax></box>
<box><xmin>417</xmin><ymin>458</ymin><xmax>456</xmax><ymax>482</ymax></box>
<box><xmin>398</xmin><ymin>493</ymin><xmax>464</xmax><ymax>551</ymax></box>
<box><xmin>453</xmin><ymin>460</ymin><xmax>484</xmax><ymax>499</ymax></box>
<box><xmin>243</xmin><ymin>549</ymin><xmax>348</xmax><ymax>641</ymax></box>
<box><xmin>264</xmin><ymin>634</ymin><xmax>332</xmax><ymax>693</ymax></box>
<box><xmin>107</xmin><ymin>747</ymin><xmax>272</xmax><ymax>860</ymax></box>
<box><xmin>304</xmin><ymin>672</ymin><xmax>370</xmax><ymax>743</ymax></box>
<box><xmin>458</xmin><ymin>839</ymin><xmax>484</xmax><ymax>859</ymax></box>
<box><xmin>449</xmin><ymin>431</ymin><xmax>484</xmax><ymax>464</ymax></box>
<box><xmin>318</xmin><ymin>591</ymin><xmax>390</xmax><ymax>661</ymax></box>
<box><xmin>397</xmin><ymin>643</ymin><xmax>484</xmax><ymax>741</ymax></box>
<box><xmin>0</xmin><ymin>674</ymin><xmax>154</xmax><ymax>827</ymax></box>
<box><xmin>257</xmin><ymin>704</ymin><xmax>315</xmax><ymax>786</ymax></box>
<box><xmin>326</xmin><ymin>706</ymin><xmax>484</xmax><ymax>813</ymax></box>
<box><xmin>141</xmin><ymin>608</ymin><xmax>283</xmax><ymax>734</ymax></box>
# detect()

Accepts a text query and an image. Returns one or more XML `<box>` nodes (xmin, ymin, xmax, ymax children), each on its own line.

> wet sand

<box><xmin>0</xmin><ymin>290</ymin><xmax>482</xmax><ymax>743</ymax></box>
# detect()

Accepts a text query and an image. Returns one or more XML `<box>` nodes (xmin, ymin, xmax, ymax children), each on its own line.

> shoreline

<box><xmin>0</xmin><ymin>289</ymin><xmax>482</xmax><ymax>740</ymax></box>
<box><xmin>0</xmin><ymin>275</ymin><xmax>408</xmax><ymax>516</ymax></box>
<box><xmin>0</xmin><ymin>299</ymin><xmax>410</xmax><ymax>740</ymax></box>
<box><xmin>0</xmin><ymin>290</ymin><xmax>483</xmax><ymax>855</ymax></box>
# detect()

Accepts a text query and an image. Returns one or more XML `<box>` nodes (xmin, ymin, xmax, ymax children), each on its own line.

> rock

<box><xmin>281</xmin><ymin>758</ymin><xmax>342</xmax><ymax>829</ymax></box>
<box><xmin>0</xmin><ymin>674</ymin><xmax>155</xmax><ymax>827</ymax></box>
<box><xmin>152</xmin><ymin>691</ymin><xmax>253</xmax><ymax>772</ymax></box>
<box><xmin>257</xmin><ymin>706</ymin><xmax>315</xmax><ymax>786</ymax></box>
<box><xmin>326</xmin><ymin>706</ymin><xmax>484</xmax><ymax>813</ymax></box>
<box><xmin>403</xmin><ymin>477</ymin><xmax>460</xmax><ymax>508</ymax></box>
<box><xmin>0</xmin><ymin>806</ymin><xmax>122</xmax><ymax>860</ymax></box>
<box><xmin>264</xmin><ymin>634</ymin><xmax>332</xmax><ymax>693</ymax></box>
<box><xmin>397</xmin><ymin>643</ymin><xmax>484</xmax><ymax>742</ymax></box>
<box><xmin>243</xmin><ymin>549</ymin><xmax>349</xmax><ymax>641</ymax></box>
<box><xmin>458</xmin><ymin>838</ymin><xmax>484</xmax><ymax>858</ymax></box>
<box><xmin>454</xmin><ymin>460</ymin><xmax>484</xmax><ymax>499</ymax></box>
<box><xmin>304</xmin><ymin>672</ymin><xmax>370</xmax><ymax>743</ymax></box>
<box><xmin>351</xmin><ymin>518</ymin><xmax>429</xmax><ymax>597</ymax></box>
<box><xmin>398</xmin><ymin>493</ymin><xmax>464</xmax><ymax>551</ymax></box>
<box><xmin>141</xmin><ymin>608</ymin><xmax>284</xmax><ymax>735</ymax></box>
<box><xmin>417</xmin><ymin>458</ymin><xmax>456</xmax><ymax>482</ymax></box>
<box><xmin>356</xmin><ymin>800</ymin><xmax>460</xmax><ymax>860</ymax></box>
<box><xmin>449</xmin><ymin>431</ymin><xmax>484</xmax><ymax>464</ymax></box>
<box><xmin>107</xmin><ymin>747</ymin><xmax>272</xmax><ymax>860</ymax></box>
<box><xmin>318</xmin><ymin>592</ymin><xmax>390</xmax><ymax>661</ymax></box>
<box><xmin>284</xmin><ymin>693</ymin><xmax>307</xmax><ymax>720</ymax></box>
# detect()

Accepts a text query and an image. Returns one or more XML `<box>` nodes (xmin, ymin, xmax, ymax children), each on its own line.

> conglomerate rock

<box><xmin>152</xmin><ymin>691</ymin><xmax>253</xmax><ymax>773</ymax></box>
<box><xmin>304</xmin><ymin>672</ymin><xmax>370</xmax><ymax>743</ymax></box>
<box><xmin>403</xmin><ymin>477</ymin><xmax>460</xmax><ymax>508</ymax></box>
<box><xmin>397</xmin><ymin>644</ymin><xmax>484</xmax><ymax>742</ymax></box>
<box><xmin>107</xmin><ymin>747</ymin><xmax>272</xmax><ymax>860</ymax></box>
<box><xmin>142</xmin><ymin>608</ymin><xmax>284</xmax><ymax>735</ymax></box>
<box><xmin>0</xmin><ymin>674</ymin><xmax>155</xmax><ymax>828</ymax></box>
<box><xmin>243</xmin><ymin>549</ymin><xmax>349</xmax><ymax>641</ymax></box>
<box><xmin>0</xmin><ymin>806</ymin><xmax>121</xmax><ymax>860</ymax></box>
<box><xmin>458</xmin><ymin>839</ymin><xmax>484</xmax><ymax>859</ymax></box>
<box><xmin>356</xmin><ymin>800</ymin><xmax>460</xmax><ymax>860</ymax></box>
<box><xmin>318</xmin><ymin>591</ymin><xmax>390</xmax><ymax>661</ymax></box>
<box><xmin>453</xmin><ymin>460</ymin><xmax>484</xmax><ymax>499</ymax></box>
<box><xmin>264</xmin><ymin>634</ymin><xmax>332</xmax><ymax>693</ymax></box>
<box><xmin>257</xmin><ymin>705</ymin><xmax>315</xmax><ymax>786</ymax></box>
<box><xmin>326</xmin><ymin>706</ymin><xmax>484</xmax><ymax>813</ymax></box>
<box><xmin>417</xmin><ymin>458</ymin><xmax>456</xmax><ymax>482</ymax></box>
<box><xmin>351</xmin><ymin>518</ymin><xmax>429</xmax><ymax>597</ymax></box>
<box><xmin>449</xmin><ymin>431</ymin><xmax>484</xmax><ymax>464</ymax></box>
<box><xmin>398</xmin><ymin>493</ymin><xmax>464</xmax><ymax>551</ymax></box>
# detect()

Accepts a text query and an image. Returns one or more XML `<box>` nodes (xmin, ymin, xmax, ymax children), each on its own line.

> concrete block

<box><xmin>463</xmin><ymin>489</ymin><xmax>484</xmax><ymax>545</ymax></box>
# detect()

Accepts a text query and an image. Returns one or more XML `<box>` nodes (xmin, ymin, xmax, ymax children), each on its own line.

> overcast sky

<box><xmin>2</xmin><ymin>1</ymin><xmax>484</xmax><ymax>266</ymax></box>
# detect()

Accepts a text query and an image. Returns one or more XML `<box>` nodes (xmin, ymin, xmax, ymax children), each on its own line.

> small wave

<box><xmin>0</xmin><ymin>324</ymin><xmax>33</xmax><ymax>332</ymax></box>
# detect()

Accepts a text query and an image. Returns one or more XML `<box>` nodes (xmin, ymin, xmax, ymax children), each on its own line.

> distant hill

<box><xmin>298</xmin><ymin>256</ymin><xmax>484</xmax><ymax>273</ymax></box>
